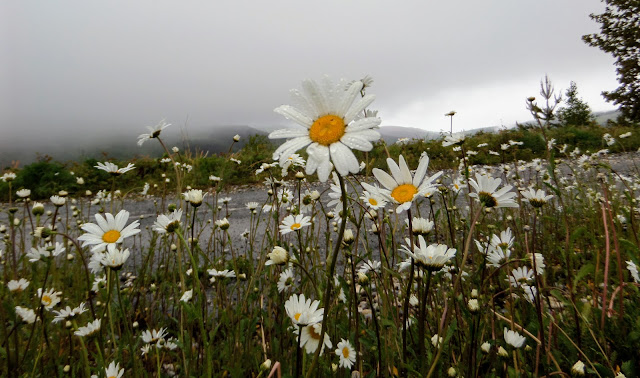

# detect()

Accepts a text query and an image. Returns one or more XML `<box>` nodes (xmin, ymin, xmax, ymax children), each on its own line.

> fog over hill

<box><xmin>0</xmin><ymin>110</ymin><xmax>622</xmax><ymax>167</ymax></box>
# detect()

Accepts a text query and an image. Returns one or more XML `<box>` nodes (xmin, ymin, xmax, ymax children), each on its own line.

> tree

<box><xmin>583</xmin><ymin>0</ymin><xmax>640</xmax><ymax>122</ymax></box>
<box><xmin>557</xmin><ymin>81</ymin><xmax>594</xmax><ymax>126</ymax></box>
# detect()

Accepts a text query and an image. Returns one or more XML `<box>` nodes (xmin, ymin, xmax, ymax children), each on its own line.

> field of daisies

<box><xmin>1</xmin><ymin>77</ymin><xmax>640</xmax><ymax>377</ymax></box>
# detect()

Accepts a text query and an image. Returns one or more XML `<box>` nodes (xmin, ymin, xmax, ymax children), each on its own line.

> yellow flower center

<box><xmin>294</xmin><ymin>313</ymin><xmax>301</xmax><ymax>321</ymax></box>
<box><xmin>391</xmin><ymin>184</ymin><xmax>418</xmax><ymax>203</ymax></box>
<box><xmin>309</xmin><ymin>115</ymin><xmax>345</xmax><ymax>146</ymax></box>
<box><xmin>42</xmin><ymin>295</ymin><xmax>52</xmax><ymax>306</ymax></box>
<box><xmin>368</xmin><ymin>198</ymin><xmax>378</xmax><ymax>206</ymax></box>
<box><xmin>102</xmin><ymin>230</ymin><xmax>121</xmax><ymax>243</ymax></box>
<box><xmin>290</xmin><ymin>223</ymin><xmax>301</xmax><ymax>230</ymax></box>
<box><xmin>342</xmin><ymin>347</ymin><xmax>350</xmax><ymax>358</ymax></box>
<box><xmin>108</xmin><ymin>376</ymin><xmax>116</xmax><ymax>378</ymax></box>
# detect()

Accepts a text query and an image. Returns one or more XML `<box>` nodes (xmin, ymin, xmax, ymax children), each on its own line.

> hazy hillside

<box><xmin>0</xmin><ymin>110</ymin><xmax>623</xmax><ymax>167</ymax></box>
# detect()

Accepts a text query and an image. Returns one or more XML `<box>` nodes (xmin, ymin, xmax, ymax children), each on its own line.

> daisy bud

<box><xmin>63</xmin><ymin>365</ymin><xmax>71</xmax><ymax>373</ymax></box>
<box><xmin>480</xmin><ymin>342</ymin><xmax>491</xmax><ymax>354</ymax></box>
<box><xmin>447</xmin><ymin>367</ymin><xmax>457</xmax><ymax>377</ymax></box>
<box><xmin>32</xmin><ymin>202</ymin><xmax>45</xmax><ymax>216</ymax></box>
<box><xmin>342</xmin><ymin>229</ymin><xmax>355</xmax><ymax>246</ymax></box>
<box><xmin>67</xmin><ymin>253</ymin><xmax>74</xmax><ymax>261</ymax></box>
<box><xmin>133</xmin><ymin>321</ymin><xmax>139</xmax><ymax>328</ymax></box>
<box><xmin>470</xmin><ymin>289</ymin><xmax>478</xmax><ymax>298</ymax></box>
<box><xmin>571</xmin><ymin>360</ymin><xmax>585</xmax><ymax>376</ymax></box>
<box><xmin>85</xmin><ymin>190</ymin><xmax>92</xmax><ymax>196</ymax></box>
<box><xmin>295</xmin><ymin>171</ymin><xmax>305</xmax><ymax>180</ymax></box>
<box><xmin>467</xmin><ymin>299</ymin><xmax>479</xmax><ymax>313</ymax></box>
<box><xmin>357</xmin><ymin>272</ymin><xmax>368</xmax><ymax>284</ymax></box>
<box><xmin>233</xmin><ymin>134</ymin><xmax>241</xmax><ymax>142</ymax></box>
<box><xmin>260</xmin><ymin>359</ymin><xmax>272</xmax><ymax>371</ymax></box>
<box><xmin>65</xmin><ymin>320</ymin><xmax>73</xmax><ymax>329</ymax></box>
<box><xmin>497</xmin><ymin>346</ymin><xmax>509</xmax><ymax>357</ymax></box>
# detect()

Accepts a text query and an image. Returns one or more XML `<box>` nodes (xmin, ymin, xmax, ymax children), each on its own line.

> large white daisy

<box><xmin>269</xmin><ymin>77</ymin><xmax>381</xmax><ymax>182</ymax></box>
<box><xmin>78</xmin><ymin>210</ymin><xmax>141</xmax><ymax>252</ymax></box>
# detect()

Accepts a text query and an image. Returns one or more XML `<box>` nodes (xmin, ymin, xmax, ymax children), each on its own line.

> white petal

<box><xmin>269</xmin><ymin>128</ymin><xmax>308</xmax><ymax>139</ymax></box>
<box><xmin>413</xmin><ymin>155</ymin><xmax>429</xmax><ymax>187</ymax></box>
<box><xmin>336</xmin><ymin>81</ymin><xmax>363</xmax><ymax>117</ymax></box>
<box><xmin>372</xmin><ymin>169</ymin><xmax>398</xmax><ymax>191</ymax></box>
<box><xmin>302</xmin><ymin>79</ymin><xmax>329</xmax><ymax>116</ymax></box>
<box><xmin>344</xmin><ymin>94</ymin><xmax>376</xmax><ymax>124</ymax></box>
<box><xmin>330</xmin><ymin>143</ymin><xmax>359</xmax><ymax>176</ymax></box>
<box><xmin>340</xmin><ymin>134</ymin><xmax>373</xmax><ymax>151</ymax></box>
<box><xmin>345</xmin><ymin>117</ymin><xmax>381</xmax><ymax>133</ymax></box>
<box><xmin>397</xmin><ymin>155</ymin><xmax>413</xmax><ymax>185</ymax></box>
<box><xmin>274</xmin><ymin>105</ymin><xmax>313</xmax><ymax>128</ymax></box>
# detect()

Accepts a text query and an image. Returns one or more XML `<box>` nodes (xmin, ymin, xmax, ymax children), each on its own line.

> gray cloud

<box><xmin>2</xmin><ymin>0</ymin><xmax>618</xmax><ymax>143</ymax></box>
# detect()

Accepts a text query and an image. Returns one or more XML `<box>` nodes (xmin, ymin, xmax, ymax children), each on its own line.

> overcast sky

<box><xmin>1</xmin><ymin>0</ymin><xmax>618</xmax><ymax>143</ymax></box>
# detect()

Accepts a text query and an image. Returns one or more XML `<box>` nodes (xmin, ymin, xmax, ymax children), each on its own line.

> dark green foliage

<box><xmin>10</xmin><ymin>157</ymin><xmax>75</xmax><ymax>199</ymax></box>
<box><xmin>557</xmin><ymin>82</ymin><xmax>594</xmax><ymax>126</ymax></box>
<box><xmin>583</xmin><ymin>0</ymin><xmax>640</xmax><ymax>121</ymax></box>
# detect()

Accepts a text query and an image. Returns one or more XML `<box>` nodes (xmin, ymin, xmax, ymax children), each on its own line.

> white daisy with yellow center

<box><xmin>335</xmin><ymin>339</ymin><xmax>356</xmax><ymax>368</ymax></box>
<box><xmin>401</xmin><ymin>235</ymin><xmax>456</xmax><ymax>272</ymax></box>
<box><xmin>279</xmin><ymin>214</ymin><xmax>312</xmax><ymax>235</ymax></box>
<box><xmin>37</xmin><ymin>288</ymin><xmax>62</xmax><ymax>310</ymax></box>
<box><xmin>104</xmin><ymin>361</ymin><xmax>124</xmax><ymax>378</ymax></box>
<box><xmin>372</xmin><ymin>154</ymin><xmax>442</xmax><ymax>213</ymax></box>
<box><xmin>79</xmin><ymin>210</ymin><xmax>141</xmax><ymax>252</ymax></box>
<box><xmin>284</xmin><ymin>293</ymin><xmax>324</xmax><ymax>327</ymax></box>
<box><xmin>269</xmin><ymin>77</ymin><xmax>381</xmax><ymax>182</ymax></box>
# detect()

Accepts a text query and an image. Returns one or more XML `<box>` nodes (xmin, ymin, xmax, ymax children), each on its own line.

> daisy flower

<box><xmin>401</xmin><ymin>235</ymin><xmax>456</xmax><ymax>272</ymax></box>
<box><xmin>95</xmin><ymin>162</ymin><xmax>136</xmax><ymax>176</ymax></box>
<box><xmin>50</xmin><ymin>195</ymin><xmax>66</xmax><ymax>207</ymax></box>
<box><xmin>1</xmin><ymin>172</ymin><xmax>16</xmax><ymax>182</ymax></box>
<box><xmin>360</xmin><ymin>183</ymin><xmax>388</xmax><ymax>210</ymax></box>
<box><xmin>8</xmin><ymin>278</ymin><xmax>30</xmax><ymax>292</ymax></box>
<box><xmin>269</xmin><ymin>77</ymin><xmax>381</xmax><ymax>182</ymax></box>
<box><xmin>298</xmin><ymin>323</ymin><xmax>332</xmax><ymax>355</ymax></box>
<box><xmin>105</xmin><ymin>361</ymin><xmax>125</xmax><ymax>378</ymax></box>
<box><xmin>265</xmin><ymin>246</ymin><xmax>289</xmax><ymax>266</ymax></box>
<box><xmin>153</xmin><ymin>209</ymin><xmax>183</xmax><ymax>233</ymax></box>
<box><xmin>100</xmin><ymin>244</ymin><xmax>130</xmax><ymax>270</ymax></box>
<box><xmin>26</xmin><ymin>242</ymin><xmax>65</xmax><ymax>262</ymax></box>
<box><xmin>520</xmin><ymin>188</ymin><xmax>554</xmax><ymax>208</ymax></box>
<box><xmin>335</xmin><ymin>338</ymin><xmax>356</xmax><ymax>368</ymax></box>
<box><xmin>284</xmin><ymin>293</ymin><xmax>323</xmax><ymax>326</ymax></box>
<box><xmin>74</xmin><ymin>318</ymin><xmax>101</xmax><ymax>337</ymax></box>
<box><xmin>183</xmin><ymin>189</ymin><xmax>206</xmax><ymax>207</ymax></box>
<box><xmin>406</xmin><ymin>217</ymin><xmax>434</xmax><ymax>236</ymax></box>
<box><xmin>280</xmin><ymin>153</ymin><xmax>306</xmax><ymax>176</ymax></box>
<box><xmin>208</xmin><ymin>268</ymin><xmax>236</xmax><ymax>283</ymax></box>
<box><xmin>508</xmin><ymin>266</ymin><xmax>534</xmax><ymax>287</ymax></box>
<box><xmin>52</xmin><ymin>303</ymin><xmax>88</xmax><ymax>323</ymax></box>
<box><xmin>372</xmin><ymin>154</ymin><xmax>442</xmax><ymax>213</ymax></box>
<box><xmin>180</xmin><ymin>289</ymin><xmax>193</xmax><ymax>303</ymax></box>
<box><xmin>137</xmin><ymin>120</ymin><xmax>170</xmax><ymax>146</ymax></box>
<box><xmin>78</xmin><ymin>210</ymin><xmax>141</xmax><ymax>252</ymax></box>
<box><xmin>504</xmin><ymin>328</ymin><xmax>526</xmax><ymax>348</ymax></box>
<box><xmin>442</xmin><ymin>132</ymin><xmax>466</xmax><ymax>147</ymax></box>
<box><xmin>277</xmin><ymin>268</ymin><xmax>295</xmax><ymax>293</ymax></box>
<box><xmin>279</xmin><ymin>214</ymin><xmax>312</xmax><ymax>235</ymax></box>
<box><xmin>469</xmin><ymin>174</ymin><xmax>518</xmax><ymax>208</ymax></box>
<box><xmin>37</xmin><ymin>288</ymin><xmax>62</xmax><ymax>310</ymax></box>
<box><xmin>16</xmin><ymin>189</ymin><xmax>31</xmax><ymax>198</ymax></box>
<box><xmin>15</xmin><ymin>306</ymin><xmax>37</xmax><ymax>324</ymax></box>
<box><xmin>141</xmin><ymin>328</ymin><xmax>168</xmax><ymax>347</ymax></box>
<box><xmin>626</xmin><ymin>260</ymin><xmax>640</xmax><ymax>283</ymax></box>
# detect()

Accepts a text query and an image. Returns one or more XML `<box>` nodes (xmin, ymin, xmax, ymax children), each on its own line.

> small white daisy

<box><xmin>78</xmin><ymin>210</ymin><xmax>141</xmax><ymax>252</ymax></box>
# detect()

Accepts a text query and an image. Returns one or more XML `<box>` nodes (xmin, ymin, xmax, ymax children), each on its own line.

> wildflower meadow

<box><xmin>2</xmin><ymin>76</ymin><xmax>640</xmax><ymax>377</ymax></box>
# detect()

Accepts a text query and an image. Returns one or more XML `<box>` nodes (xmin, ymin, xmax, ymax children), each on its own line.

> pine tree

<box><xmin>557</xmin><ymin>82</ymin><xmax>594</xmax><ymax>126</ymax></box>
<box><xmin>582</xmin><ymin>0</ymin><xmax>640</xmax><ymax>121</ymax></box>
